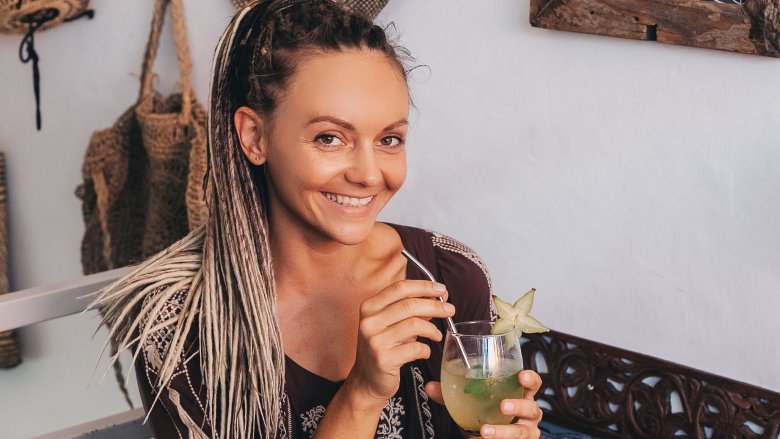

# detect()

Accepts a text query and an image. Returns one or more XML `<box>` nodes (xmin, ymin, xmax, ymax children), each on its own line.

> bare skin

<box><xmin>275</xmin><ymin>222</ymin><xmax>409</xmax><ymax>383</ymax></box>
<box><xmin>234</xmin><ymin>48</ymin><xmax>542</xmax><ymax>439</ymax></box>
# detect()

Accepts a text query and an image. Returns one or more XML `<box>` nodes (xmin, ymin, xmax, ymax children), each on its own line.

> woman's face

<box><xmin>255</xmin><ymin>49</ymin><xmax>409</xmax><ymax>245</ymax></box>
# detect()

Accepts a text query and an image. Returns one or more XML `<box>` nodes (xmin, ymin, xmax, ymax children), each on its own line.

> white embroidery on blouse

<box><xmin>489</xmin><ymin>293</ymin><xmax>498</xmax><ymax>323</ymax></box>
<box><xmin>277</xmin><ymin>391</ymin><xmax>292</xmax><ymax>439</ymax></box>
<box><xmin>167</xmin><ymin>387</ymin><xmax>209</xmax><ymax>439</ymax></box>
<box><xmin>141</xmin><ymin>288</ymin><xmax>187</xmax><ymax>371</ymax></box>
<box><xmin>428</xmin><ymin>231</ymin><xmax>497</xmax><ymax>322</ymax></box>
<box><xmin>300</xmin><ymin>405</ymin><xmax>326</xmax><ymax>438</ymax></box>
<box><xmin>411</xmin><ymin>366</ymin><xmax>435</xmax><ymax>438</ymax></box>
<box><xmin>377</xmin><ymin>397</ymin><xmax>406</xmax><ymax>439</ymax></box>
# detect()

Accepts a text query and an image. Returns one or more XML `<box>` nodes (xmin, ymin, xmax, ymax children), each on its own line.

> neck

<box><xmin>268</xmin><ymin>214</ymin><xmax>378</xmax><ymax>303</ymax></box>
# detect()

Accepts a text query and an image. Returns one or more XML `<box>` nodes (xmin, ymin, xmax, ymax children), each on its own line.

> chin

<box><xmin>323</xmin><ymin>221</ymin><xmax>376</xmax><ymax>246</ymax></box>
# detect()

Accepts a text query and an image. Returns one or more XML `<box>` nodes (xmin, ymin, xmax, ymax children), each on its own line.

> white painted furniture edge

<box><xmin>0</xmin><ymin>266</ymin><xmax>132</xmax><ymax>332</ymax></box>
<box><xmin>30</xmin><ymin>408</ymin><xmax>149</xmax><ymax>439</ymax></box>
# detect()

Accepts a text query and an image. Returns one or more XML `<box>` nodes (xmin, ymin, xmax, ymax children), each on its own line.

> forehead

<box><xmin>278</xmin><ymin>49</ymin><xmax>409</xmax><ymax>124</ymax></box>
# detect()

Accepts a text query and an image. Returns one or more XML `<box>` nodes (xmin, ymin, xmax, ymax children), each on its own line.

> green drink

<box><xmin>441</xmin><ymin>321</ymin><xmax>524</xmax><ymax>437</ymax></box>
<box><xmin>441</xmin><ymin>358</ymin><xmax>524</xmax><ymax>431</ymax></box>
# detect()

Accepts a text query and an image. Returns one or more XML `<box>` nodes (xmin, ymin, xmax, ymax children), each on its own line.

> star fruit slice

<box><xmin>491</xmin><ymin>288</ymin><xmax>550</xmax><ymax>336</ymax></box>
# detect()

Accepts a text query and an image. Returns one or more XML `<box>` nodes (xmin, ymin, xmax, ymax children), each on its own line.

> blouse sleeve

<box><xmin>430</xmin><ymin>231</ymin><xmax>497</xmax><ymax>324</ymax></box>
<box><xmin>134</xmin><ymin>289</ymin><xmax>213</xmax><ymax>439</ymax></box>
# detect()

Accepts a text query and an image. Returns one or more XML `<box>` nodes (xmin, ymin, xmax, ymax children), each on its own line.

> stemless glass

<box><xmin>441</xmin><ymin>320</ymin><xmax>524</xmax><ymax>437</ymax></box>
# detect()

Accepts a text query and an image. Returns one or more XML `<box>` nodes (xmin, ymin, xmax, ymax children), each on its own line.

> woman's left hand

<box><xmin>425</xmin><ymin>370</ymin><xmax>543</xmax><ymax>438</ymax></box>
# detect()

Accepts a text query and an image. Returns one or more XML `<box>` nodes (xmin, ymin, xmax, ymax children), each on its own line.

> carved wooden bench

<box><xmin>524</xmin><ymin>331</ymin><xmax>780</xmax><ymax>438</ymax></box>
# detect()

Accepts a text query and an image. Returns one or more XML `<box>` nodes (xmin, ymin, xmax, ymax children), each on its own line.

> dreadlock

<box><xmin>90</xmin><ymin>1</ymin><xmax>409</xmax><ymax>438</ymax></box>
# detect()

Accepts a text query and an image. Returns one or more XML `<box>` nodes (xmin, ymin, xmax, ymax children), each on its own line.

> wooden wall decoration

<box><xmin>529</xmin><ymin>0</ymin><xmax>780</xmax><ymax>57</ymax></box>
<box><xmin>522</xmin><ymin>331</ymin><xmax>780</xmax><ymax>438</ymax></box>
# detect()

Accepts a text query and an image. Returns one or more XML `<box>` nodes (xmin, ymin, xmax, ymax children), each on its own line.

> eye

<box><xmin>379</xmin><ymin>136</ymin><xmax>404</xmax><ymax>148</ymax></box>
<box><xmin>314</xmin><ymin>134</ymin><xmax>346</xmax><ymax>147</ymax></box>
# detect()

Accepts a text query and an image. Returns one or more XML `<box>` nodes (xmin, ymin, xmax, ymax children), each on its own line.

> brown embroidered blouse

<box><xmin>135</xmin><ymin>223</ymin><xmax>496</xmax><ymax>438</ymax></box>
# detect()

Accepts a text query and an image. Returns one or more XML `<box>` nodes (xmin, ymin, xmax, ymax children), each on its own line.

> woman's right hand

<box><xmin>347</xmin><ymin>280</ymin><xmax>455</xmax><ymax>408</ymax></box>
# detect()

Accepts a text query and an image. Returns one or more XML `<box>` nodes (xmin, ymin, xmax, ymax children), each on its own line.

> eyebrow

<box><xmin>306</xmin><ymin>115</ymin><xmax>408</xmax><ymax>132</ymax></box>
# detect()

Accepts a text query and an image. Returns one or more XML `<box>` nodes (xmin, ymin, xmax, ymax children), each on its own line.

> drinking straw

<box><xmin>401</xmin><ymin>250</ymin><xmax>471</xmax><ymax>369</ymax></box>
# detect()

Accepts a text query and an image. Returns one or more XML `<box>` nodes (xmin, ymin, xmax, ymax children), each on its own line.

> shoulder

<box><xmin>89</xmin><ymin>227</ymin><xmax>206</xmax><ymax>358</ymax></box>
<box><xmin>427</xmin><ymin>229</ymin><xmax>497</xmax><ymax>323</ymax></box>
<box><xmin>427</xmin><ymin>230</ymin><xmax>492</xmax><ymax>290</ymax></box>
<box><xmin>138</xmin><ymin>286</ymin><xmax>193</xmax><ymax>372</ymax></box>
<box><xmin>87</xmin><ymin>229</ymin><xmax>209</xmax><ymax>436</ymax></box>
<box><xmin>391</xmin><ymin>223</ymin><xmax>491</xmax><ymax>288</ymax></box>
<box><xmin>388</xmin><ymin>223</ymin><xmax>496</xmax><ymax>322</ymax></box>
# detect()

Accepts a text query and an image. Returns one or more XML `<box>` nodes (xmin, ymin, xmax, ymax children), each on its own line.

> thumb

<box><xmin>424</xmin><ymin>381</ymin><xmax>444</xmax><ymax>405</ymax></box>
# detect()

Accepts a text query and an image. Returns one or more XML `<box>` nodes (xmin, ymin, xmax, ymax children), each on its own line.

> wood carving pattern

<box><xmin>529</xmin><ymin>0</ymin><xmax>780</xmax><ymax>57</ymax></box>
<box><xmin>521</xmin><ymin>331</ymin><xmax>780</xmax><ymax>438</ymax></box>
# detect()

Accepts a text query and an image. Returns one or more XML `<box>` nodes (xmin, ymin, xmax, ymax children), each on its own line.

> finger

<box><xmin>480</xmin><ymin>423</ymin><xmax>540</xmax><ymax>438</ymax></box>
<box><xmin>500</xmin><ymin>399</ymin><xmax>542</xmax><ymax>421</ymax></box>
<box><xmin>519</xmin><ymin>370</ymin><xmax>543</xmax><ymax>400</ymax></box>
<box><xmin>381</xmin><ymin>317</ymin><xmax>443</xmax><ymax>345</ymax></box>
<box><xmin>387</xmin><ymin>341</ymin><xmax>431</xmax><ymax>366</ymax></box>
<box><xmin>423</xmin><ymin>381</ymin><xmax>444</xmax><ymax>405</ymax></box>
<box><xmin>361</xmin><ymin>280</ymin><xmax>448</xmax><ymax>316</ymax></box>
<box><xmin>369</xmin><ymin>297</ymin><xmax>455</xmax><ymax>331</ymax></box>
<box><xmin>361</xmin><ymin>301</ymin><xmax>453</xmax><ymax>338</ymax></box>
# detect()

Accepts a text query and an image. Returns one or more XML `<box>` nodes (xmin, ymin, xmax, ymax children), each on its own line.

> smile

<box><xmin>322</xmin><ymin>192</ymin><xmax>374</xmax><ymax>207</ymax></box>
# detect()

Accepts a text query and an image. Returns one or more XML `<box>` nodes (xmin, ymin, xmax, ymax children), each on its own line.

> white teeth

<box><xmin>324</xmin><ymin>192</ymin><xmax>373</xmax><ymax>207</ymax></box>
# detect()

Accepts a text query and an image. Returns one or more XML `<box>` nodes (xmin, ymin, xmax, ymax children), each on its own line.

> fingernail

<box><xmin>443</xmin><ymin>303</ymin><xmax>456</xmax><ymax>313</ymax></box>
<box><xmin>434</xmin><ymin>282</ymin><xmax>446</xmax><ymax>291</ymax></box>
<box><xmin>503</xmin><ymin>401</ymin><xmax>515</xmax><ymax>412</ymax></box>
<box><xmin>482</xmin><ymin>426</ymin><xmax>496</xmax><ymax>436</ymax></box>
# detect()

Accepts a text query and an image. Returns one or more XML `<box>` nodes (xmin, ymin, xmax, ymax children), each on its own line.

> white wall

<box><xmin>378</xmin><ymin>0</ymin><xmax>780</xmax><ymax>393</ymax></box>
<box><xmin>0</xmin><ymin>1</ymin><xmax>234</xmax><ymax>437</ymax></box>
<box><xmin>0</xmin><ymin>0</ymin><xmax>778</xmax><ymax>437</ymax></box>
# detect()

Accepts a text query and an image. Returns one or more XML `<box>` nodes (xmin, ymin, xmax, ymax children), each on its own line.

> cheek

<box><xmin>267</xmin><ymin>149</ymin><xmax>332</xmax><ymax>192</ymax></box>
<box><xmin>383</xmin><ymin>154</ymin><xmax>407</xmax><ymax>193</ymax></box>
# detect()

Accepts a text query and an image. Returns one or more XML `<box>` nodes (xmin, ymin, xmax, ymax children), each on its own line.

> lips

<box><xmin>322</xmin><ymin>191</ymin><xmax>374</xmax><ymax>207</ymax></box>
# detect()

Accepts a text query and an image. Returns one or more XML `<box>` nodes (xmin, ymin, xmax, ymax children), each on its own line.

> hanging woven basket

<box><xmin>0</xmin><ymin>152</ymin><xmax>20</xmax><ymax>369</ymax></box>
<box><xmin>231</xmin><ymin>0</ymin><xmax>389</xmax><ymax>20</ymax></box>
<box><xmin>0</xmin><ymin>0</ymin><xmax>91</xmax><ymax>34</ymax></box>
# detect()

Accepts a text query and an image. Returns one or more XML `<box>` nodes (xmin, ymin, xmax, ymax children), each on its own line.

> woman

<box><xmin>94</xmin><ymin>1</ymin><xmax>543</xmax><ymax>438</ymax></box>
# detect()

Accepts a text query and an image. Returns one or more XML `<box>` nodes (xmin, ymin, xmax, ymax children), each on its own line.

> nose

<box><xmin>345</xmin><ymin>142</ymin><xmax>382</xmax><ymax>187</ymax></box>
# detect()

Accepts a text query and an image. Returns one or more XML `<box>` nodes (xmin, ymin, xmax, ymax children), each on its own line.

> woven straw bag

<box><xmin>0</xmin><ymin>152</ymin><xmax>21</xmax><ymax>369</ymax></box>
<box><xmin>76</xmin><ymin>0</ymin><xmax>207</xmax><ymax>275</ymax></box>
<box><xmin>230</xmin><ymin>0</ymin><xmax>389</xmax><ymax>19</ymax></box>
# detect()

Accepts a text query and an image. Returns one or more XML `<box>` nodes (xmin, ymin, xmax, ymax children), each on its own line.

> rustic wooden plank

<box><xmin>530</xmin><ymin>0</ymin><xmax>780</xmax><ymax>57</ymax></box>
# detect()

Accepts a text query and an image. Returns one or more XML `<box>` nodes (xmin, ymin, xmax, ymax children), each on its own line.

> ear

<box><xmin>234</xmin><ymin>106</ymin><xmax>268</xmax><ymax>165</ymax></box>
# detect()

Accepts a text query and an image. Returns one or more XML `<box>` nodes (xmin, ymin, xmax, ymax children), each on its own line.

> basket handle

<box><xmin>138</xmin><ymin>0</ymin><xmax>193</xmax><ymax>122</ymax></box>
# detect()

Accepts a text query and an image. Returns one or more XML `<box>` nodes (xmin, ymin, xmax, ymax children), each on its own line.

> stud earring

<box><xmin>254</xmin><ymin>155</ymin><xmax>261</xmax><ymax>162</ymax></box>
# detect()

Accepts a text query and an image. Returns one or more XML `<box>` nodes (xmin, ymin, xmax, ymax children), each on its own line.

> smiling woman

<box><xmin>233</xmin><ymin>49</ymin><xmax>409</xmax><ymax>247</ymax></box>
<box><xmin>89</xmin><ymin>1</ymin><xmax>543</xmax><ymax>438</ymax></box>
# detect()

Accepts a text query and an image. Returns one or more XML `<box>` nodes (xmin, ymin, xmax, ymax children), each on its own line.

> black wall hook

<box><xmin>15</xmin><ymin>4</ymin><xmax>95</xmax><ymax>131</ymax></box>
